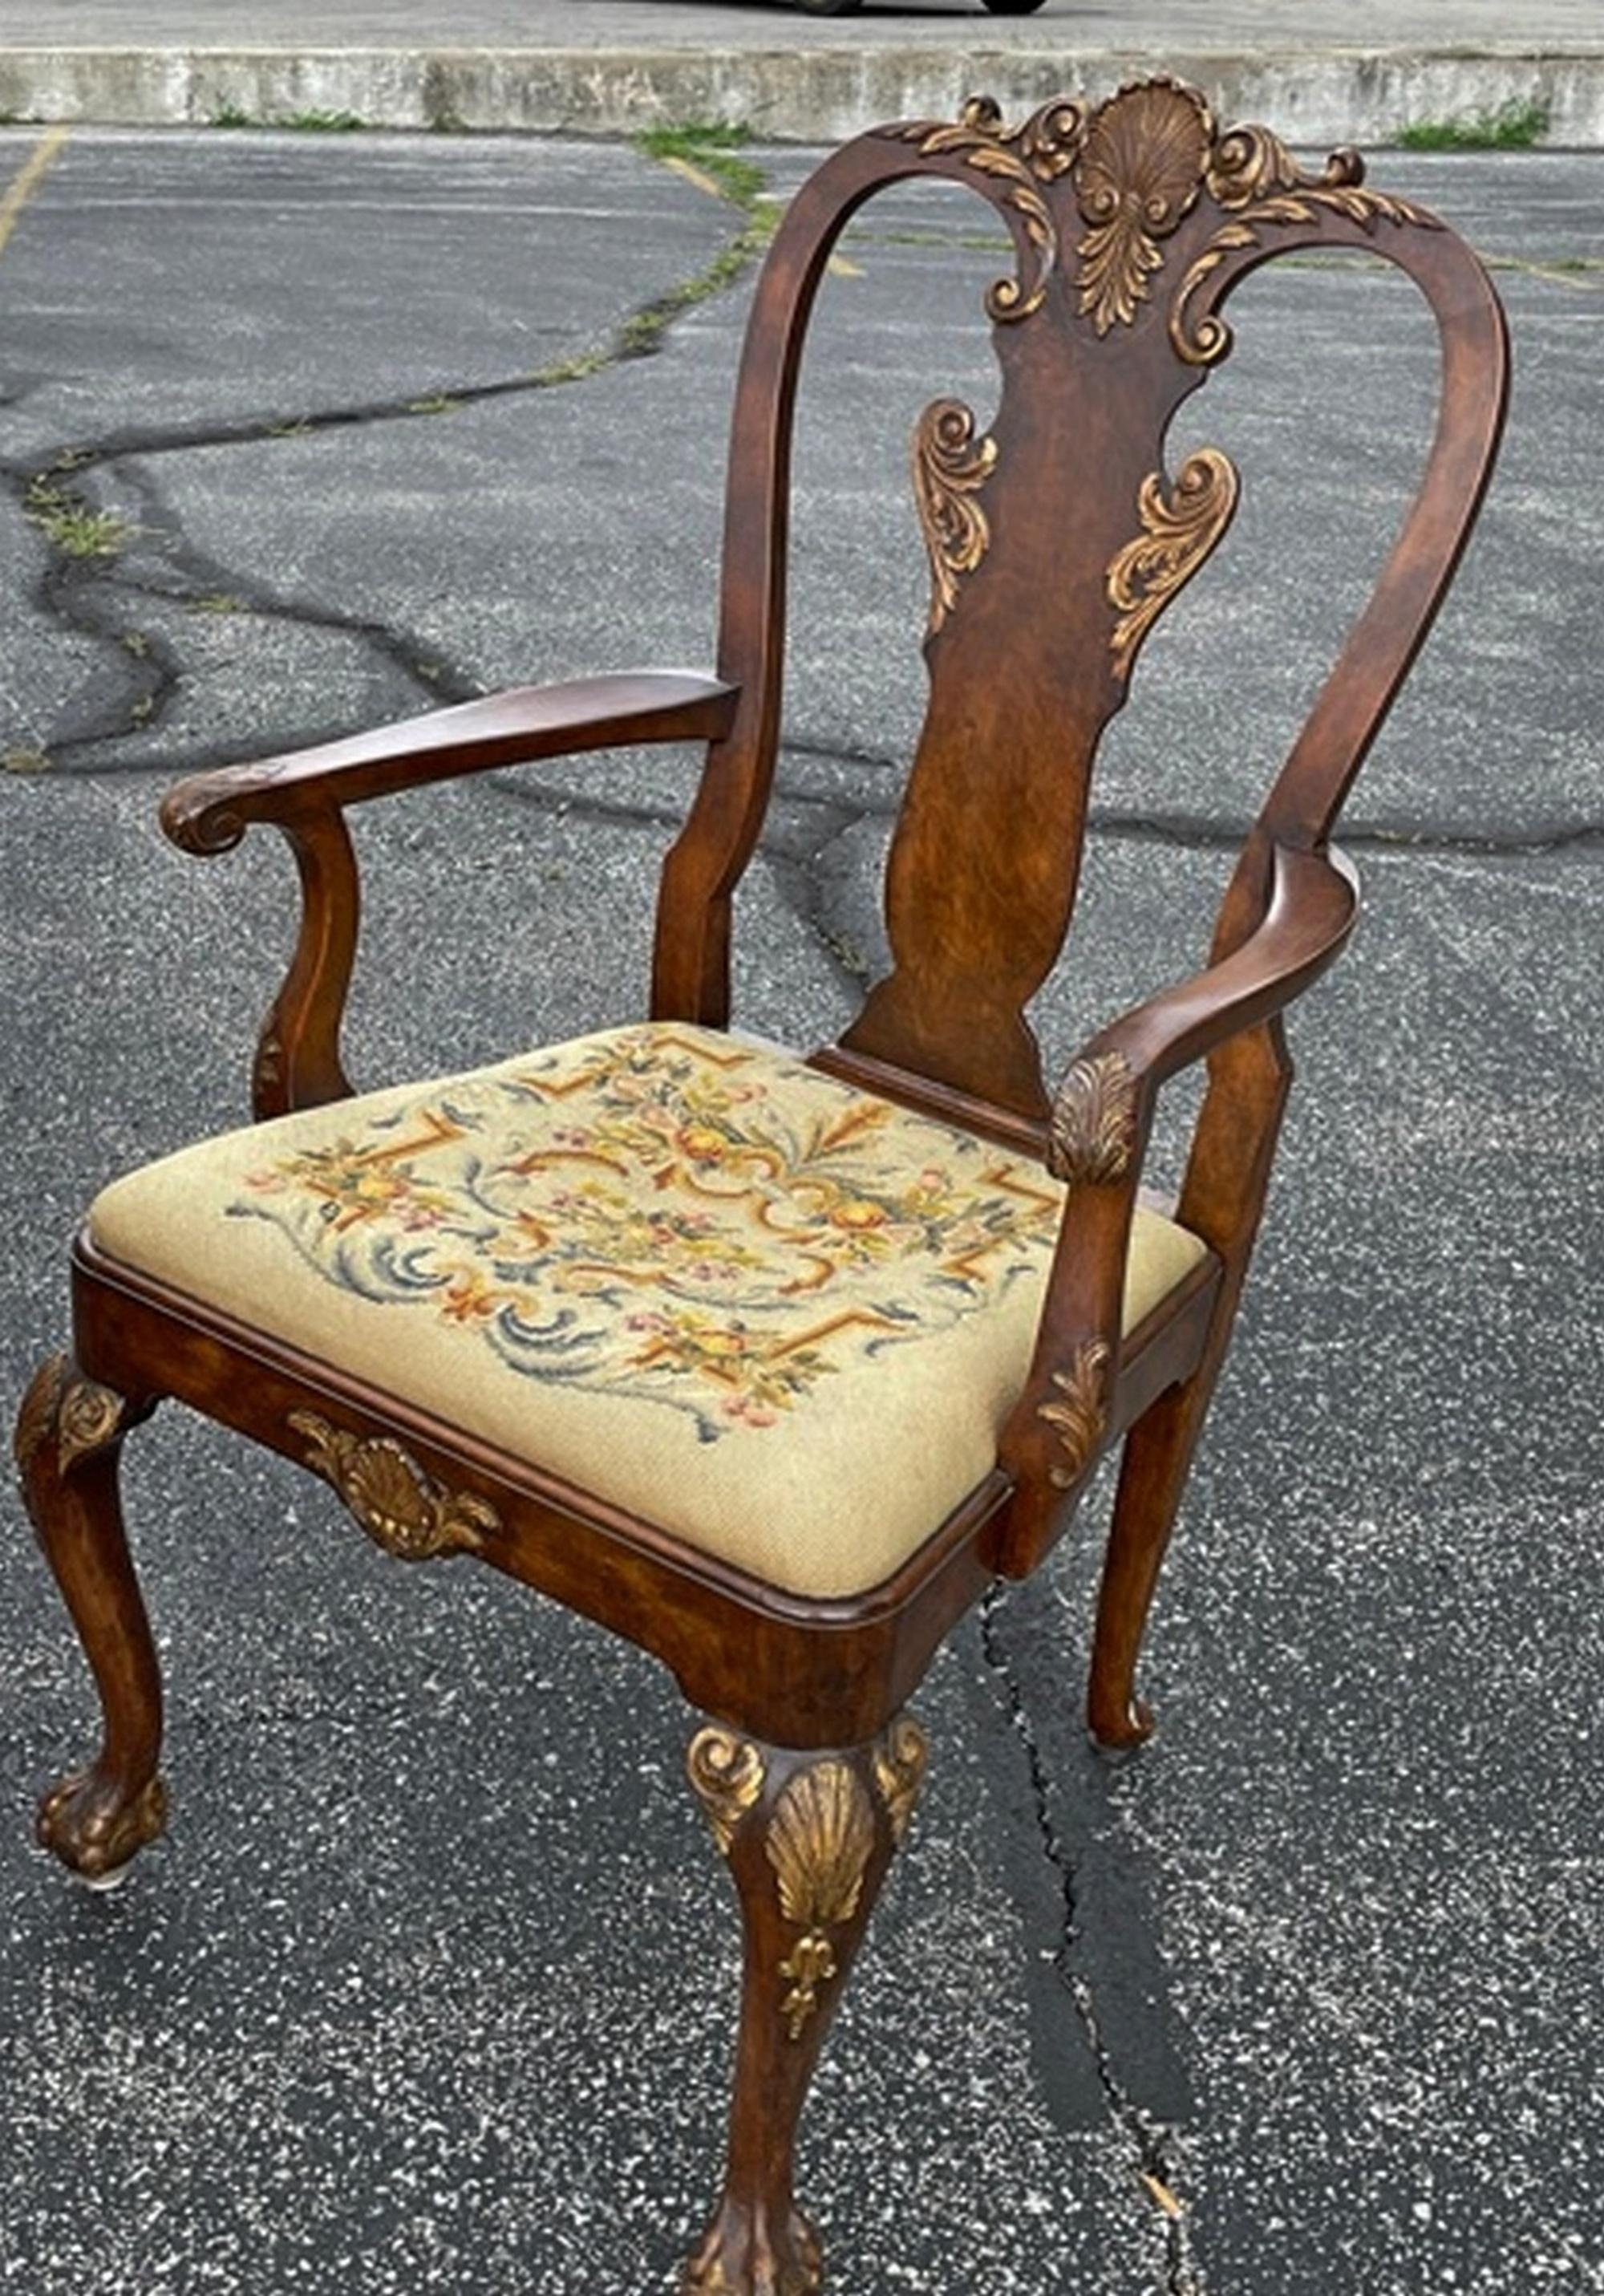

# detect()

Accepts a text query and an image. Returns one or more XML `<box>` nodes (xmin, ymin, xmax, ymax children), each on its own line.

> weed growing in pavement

<box><xmin>1398</xmin><ymin>99</ymin><xmax>1549</xmax><ymax>150</ymax></box>
<box><xmin>24</xmin><ymin>477</ymin><xmax>130</xmax><ymax>560</ymax></box>
<box><xmin>406</xmin><ymin>393</ymin><xmax>458</xmax><ymax>416</ymax></box>
<box><xmin>211</xmin><ymin>106</ymin><xmax>365</xmax><ymax>132</ymax></box>
<box><xmin>593</xmin><ymin>120</ymin><xmax>781</xmax><ymax>365</ymax></box>
<box><xmin>284</xmin><ymin>110</ymin><xmax>366</xmax><ymax>132</ymax></box>
<box><xmin>635</xmin><ymin>120</ymin><xmax>766</xmax><ymax>209</ymax></box>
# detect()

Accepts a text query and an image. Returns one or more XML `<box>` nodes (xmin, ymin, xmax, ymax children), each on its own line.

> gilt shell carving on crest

<box><xmin>1074</xmin><ymin>80</ymin><xmax>1213</xmax><ymax>335</ymax></box>
<box><xmin>875</xmin><ymin>80</ymin><xmax>1440</xmax><ymax>361</ymax></box>
<box><xmin>289</xmin><ymin>1410</ymin><xmax>497</xmax><ymax>1561</ymax></box>
<box><xmin>912</xmin><ymin>397</ymin><xmax>998</xmax><ymax>635</ymax></box>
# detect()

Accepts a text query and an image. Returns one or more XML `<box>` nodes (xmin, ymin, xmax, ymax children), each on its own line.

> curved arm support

<box><xmin>252</xmin><ymin>807</ymin><xmax>359</xmax><ymax>1119</ymax></box>
<box><xmin>160</xmin><ymin>671</ymin><xmax>739</xmax><ymax>854</ymax></box>
<box><xmin>158</xmin><ymin>671</ymin><xmax>738</xmax><ymax>1118</ymax></box>
<box><xmin>994</xmin><ymin>844</ymin><xmax>1356</xmax><ymax>1572</ymax></box>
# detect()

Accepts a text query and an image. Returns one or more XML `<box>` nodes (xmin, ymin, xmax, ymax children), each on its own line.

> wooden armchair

<box><xmin>16</xmin><ymin>80</ymin><xmax>1505</xmax><ymax>2296</ymax></box>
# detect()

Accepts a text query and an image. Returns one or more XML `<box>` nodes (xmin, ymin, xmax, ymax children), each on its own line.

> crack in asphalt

<box><xmin>980</xmin><ymin>1584</ymin><xmax>1203</xmax><ymax>2296</ymax></box>
<box><xmin>491</xmin><ymin>755</ymin><xmax>1602</xmax><ymax>866</ymax></box>
<box><xmin>4</xmin><ymin>174</ymin><xmax>768</xmax><ymax>768</ymax></box>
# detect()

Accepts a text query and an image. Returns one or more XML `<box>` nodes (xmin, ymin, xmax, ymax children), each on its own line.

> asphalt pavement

<box><xmin>1</xmin><ymin>120</ymin><xmax>1602</xmax><ymax>2296</ymax></box>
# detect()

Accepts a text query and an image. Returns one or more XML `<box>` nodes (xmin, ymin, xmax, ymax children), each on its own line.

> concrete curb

<box><xmin>2</xmin><ymin>44</ymin><xmax>1603</xmax><ymax>145</ymax></box>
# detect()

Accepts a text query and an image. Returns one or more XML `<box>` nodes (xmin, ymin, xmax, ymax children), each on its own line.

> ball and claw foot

<box><xmin>37</xmin><ymin>1769</ymin><xmax>168</xmax><ymax>1886</ymax></box>
<box><xmin>681</xmin><ymin>2201</ymin><xmax>823</xmax><ymax>2296</ymax></box>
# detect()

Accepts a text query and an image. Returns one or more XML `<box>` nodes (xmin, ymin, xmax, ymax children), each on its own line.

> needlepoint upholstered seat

<box><xmin>17</xmin><ymin>77</ymin><xmax>1505</xmax><ymax>2296</ymax></box>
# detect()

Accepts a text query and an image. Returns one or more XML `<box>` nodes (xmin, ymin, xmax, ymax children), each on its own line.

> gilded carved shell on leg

<box><xmin>764</xmin><ymin>1759</ymin><xmax>875</xmax><ymax>1929</ymax></box>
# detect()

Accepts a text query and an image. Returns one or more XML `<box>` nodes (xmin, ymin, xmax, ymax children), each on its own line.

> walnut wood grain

<box><xmin>161</xmin><ymin>671</ymin><xmax>739</xmax><ymax>852</ymax></box>
<box><xmin>22</xmin><ymin>81</ymin><xmax>1509</xmax><ymax>2295</ymax></box>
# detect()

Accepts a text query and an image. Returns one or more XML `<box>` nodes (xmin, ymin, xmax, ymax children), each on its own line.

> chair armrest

<box><xmin>1047</xmin><ymin>842</ymin><xmax>1359</xmax><ymax>1182</ymax></box>
<box><xmin>156</xmin><ymin>670</ymin><xmax>739</xmax><ymax>1121</ymax></box>
<box><xmin>160</xmin><ymin>671</ymin><xmax>740</xmax><ymax>853</ymax></box>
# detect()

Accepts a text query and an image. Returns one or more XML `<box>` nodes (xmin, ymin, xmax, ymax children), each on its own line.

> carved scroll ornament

<box><xmin>876</xmin><ymin>95</ymin><xmax>1084</xmax><ymax>322</ymax></box>
<box><xmin>912</xmin><ymin>397</ymin><xmax>998</xmax><ymax>635</ymax></box>
<box><xmin>1173</xmin><ymin>128</ymin><xmax>1441</xmax><ymax>367</ymax></box>
<box><xmin>1106</xmin><ymin>448</ymin><xmax>1240</xmax><ymax>680</ymax></box>
<box><xmin>877</xmin><ymin>80</ymin><xmax>1439</xmax><ymax>356</ymax></box>
<box><xmin>289</xmin><ymin>1410</ymin><xmax>497</xmax><ymax>1560</ymax></box>
<box><xmin>872</xmin><ymin>1716</ymin><xmax>929</xmax><ymax>1845</ymax></box>
<box><xmin>14</xmin><ymin>1353</ymin><xmax>129</xmax><ymax>1482</ymax></box>
<box><xmin>1037</xmin><ymin>1339</ymin><xmax>1111</xmax><ymax>1490</ymax></box>
<box><xmin>687</xmin><ymin>1727</ymin><xmax>767</xmax><ymax>1855</ymax></box>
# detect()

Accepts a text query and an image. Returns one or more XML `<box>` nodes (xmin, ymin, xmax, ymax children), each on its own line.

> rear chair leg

<box><xmin>683</xmin><ymin>1715</ymin><xmax>928</xmax><ymax>2296</ymax></box>
<box><xmin>1088</xmin><ymin>1362</ymin><xmax>1221</xmax><ymax>1750</ymax></box>
<box><xmin>14</xmin><ymin>1352</ymin><xmax>167</xmax><ymax>1884</ymax></box>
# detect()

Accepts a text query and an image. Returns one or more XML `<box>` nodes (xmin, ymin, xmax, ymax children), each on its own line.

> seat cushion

<box><xmin>90</xmin><ymin>1024</ymin><xmax>1208</xmax><ymax>1599</ymax></box>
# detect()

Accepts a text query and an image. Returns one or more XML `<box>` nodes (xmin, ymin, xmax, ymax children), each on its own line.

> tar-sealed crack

<box><xmin>980</xmin><ymin>1584</ymin><xmax>1204</xmax><ymax>2296</ymax></box>
<box><xmin>4</xmin><ymin>167</ymin><xmax>771</xmax><ymax>772</ymax></box>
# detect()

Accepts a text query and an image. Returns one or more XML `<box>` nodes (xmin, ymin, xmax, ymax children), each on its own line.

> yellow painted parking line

<box><xmin>0</xmin><ymin>125</ymin><xmax>70</xmax><ymax>262</ymax></box>
<box><xmin>661</xmin><ymin>148</ymin><xmax>861</xmax><ymax>278</ymax></box>
<box><xmin>662</xmin><ymin>153</ymin><xmax>727</xmax><ymax>202</ymax></box>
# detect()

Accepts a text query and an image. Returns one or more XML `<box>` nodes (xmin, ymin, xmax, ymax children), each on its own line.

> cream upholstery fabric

<box><xmin>91</xmin><ymin>1024</ymin><xmax>1208</xmax><ymax>1598</ymax></box>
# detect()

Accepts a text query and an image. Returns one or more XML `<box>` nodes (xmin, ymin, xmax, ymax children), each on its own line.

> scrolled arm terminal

<box><xmin>160</xmin><ymin>671</ymin><xmax>740</xmax><ymax>854</ymax></box>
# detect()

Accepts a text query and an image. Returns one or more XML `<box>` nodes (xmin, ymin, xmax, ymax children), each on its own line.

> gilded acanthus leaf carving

<box><xmin>872</xmin><ymin>1716</ymin><xmax>928</xmax><ymax>1846</ymax></box>
<box><xmin>1048</xmin><ymin>1051</ymin><xmax>1140</xmax><ymax>1187</ymax></box>
<box><xmin>911</xmin><ymin>398</ymin><xmax>998</xmax><ymax>635</ymax></box>
<box><xmin>687</xmin><ymin>1727</ymin><xmax>766</xmax><ymax>1856</ymax></box>
<box><xmin>288</xmin><ymin>1410</ymin><xmax>497</xmax><ymax>1561</ymax></box>
<box><xmin>1038</xmin><ymin>1340</ymin><xmax>1111</xmax><ymax>1491</ymax></box>
<box><xmin>1074</xmin><ymin>79</ymin><xmax>1213</xmax><ymax>335</ymax></box>
<box><xmin>1173</xmin><ymin>138</ymin><xmax>1441</xmax><ymax>366</ymax></box>
<box><xmin>875</xmin><ymin>95</ymin><xmax>1075</xmax><ymax>321</ymax></box>
<box><xmin>1106</xmin><ymin>448</ymin><xmax>1240</xmax><ymax>679</ymax></box>
<box><xmin>17</xmin><ymin>1354</ymin><xmax>131</xmax><ymax>1479</ymax></box>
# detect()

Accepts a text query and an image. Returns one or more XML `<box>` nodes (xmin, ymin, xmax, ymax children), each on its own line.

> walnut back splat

<box><xmin>655</xmin><ymin>82</ymin><xmax>1504</xmax><ymax>1138</ymax></box>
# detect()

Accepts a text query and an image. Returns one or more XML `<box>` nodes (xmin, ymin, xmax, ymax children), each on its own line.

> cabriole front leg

<box><xmin>14</xmin><ymin>1353</ymin><xmax>167</xmax><ymax>1884</ymax></box>
<box><xmin>683</xmin><ymin>1715</ymin><xmax>929</xmax><ymax>2296</ymax></box>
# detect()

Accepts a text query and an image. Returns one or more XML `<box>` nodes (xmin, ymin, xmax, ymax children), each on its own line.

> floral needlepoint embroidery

<box><xmin>229</xmin><ymin>1028</ymin><xmax>1062</xmax><ymax>1442</ymax></box>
